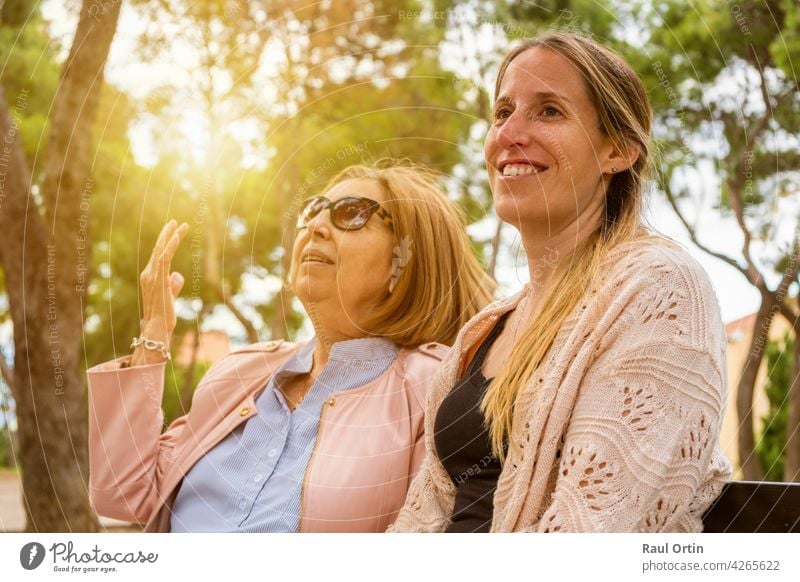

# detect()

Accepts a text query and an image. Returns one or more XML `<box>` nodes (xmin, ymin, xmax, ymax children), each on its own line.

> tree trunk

<box><xmin>6</xmin><ymin>430</ymin><xmax>17</xmax><ymax>468</ymax></box>
<box><xmin>1</xmin><ymin>361</ymin><xmax>17</xmax><ymax>466</ymax></box>
<box><xmin>0</xmin><ymin>353</ymin><xmax>13</xmax><ymax>392</ymax></box>
<box><xmin>785</xmin><ymin>325</ymin><xmax>800</xmax><ymax>482</ymax></box>
<box><xmin>0</xmin><ymin>0</ymin><xmax>122</xmax><ymax>531</ymax></box>
<box><xmin>218</xmin><ymin>286</ymin><xmax>260</xmax><ymax>344</ymax></box>
<box><xmin>200</xmin><ymin>111</ymin><xmax>259</xmax><ymax>344</ymax></box>
<box><xmin>737</xmin><ymin>302</ymin><xmax>774</xmax><ymax>481</ymax></box>
<box><xmin>203</xmin><ymin>192</ymin><xmax>259</xmax><ymax>343</ymax></box>
<box><xmin>486</xmin><ymin>219</ymin><xmax>503</xmax><ymax>280</ymax></box>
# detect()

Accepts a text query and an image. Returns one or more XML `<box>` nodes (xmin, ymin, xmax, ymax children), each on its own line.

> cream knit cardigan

<box><xmin>389</xmin><ymin>236</ymin><xmax>732</xmax><ymax>532</ymax></box>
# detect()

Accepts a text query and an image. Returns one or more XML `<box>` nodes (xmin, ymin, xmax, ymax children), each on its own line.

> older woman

<box><xmin>87</xmin><ymin>161</ymin><xmax>495</xmax><ymax>532</ymax></box>
<box><xmin>390</xmin><ymin>32</ymin><xmax>732</xmax><ymax>533</ymax></box>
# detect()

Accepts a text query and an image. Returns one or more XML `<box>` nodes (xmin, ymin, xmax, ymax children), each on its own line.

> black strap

<box><xmin>467</xmin><ymin>311</ymin><xmax>512</xmax><ymax>378</ymax></box>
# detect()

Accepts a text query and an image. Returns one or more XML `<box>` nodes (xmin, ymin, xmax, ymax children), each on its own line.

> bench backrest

<box><xmin>702</xmin><ymin>481</ymin><xmax>800</xmax><ymax>533</ymax></box>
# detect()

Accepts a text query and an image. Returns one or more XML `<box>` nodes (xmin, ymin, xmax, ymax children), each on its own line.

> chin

<box><xmin>293</xmin><ymin>275</ymin><xmax>331</xmax><ymax>304</ymax></box>
<box><xmin>493</xmin><ymin>192</ymin><xmax>535</xmax><ymax>228</ymax></box>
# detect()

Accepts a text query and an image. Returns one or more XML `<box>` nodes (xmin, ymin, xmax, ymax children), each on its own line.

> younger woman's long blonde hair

<box><xmin>481</xmin><ymin>31</ymin><xmax>657</xmax><ymax>460</ymax></box>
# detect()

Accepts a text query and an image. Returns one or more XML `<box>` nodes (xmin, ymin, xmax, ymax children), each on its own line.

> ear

<box><xmin>602</xmin><ymin>140</ymin><xmax>640</xmax><ymax>175</ymax></box>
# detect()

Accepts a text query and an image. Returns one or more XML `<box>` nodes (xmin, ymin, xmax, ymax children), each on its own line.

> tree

<box><xmin>478</xmin><ymin>0</ymin><xmax>800</xmax><ymax>480</ymax></box>
<box><xmin>117</xmin><ymin>0</ymin><xmax>490</xmax><ymax>346</ymax></box>
<box><xmin>757</xmin><ymin>333</ymin><xmax>791</xmax><ymax>481</ymax></box>
<box><xmin>636</xmin><ymin>0</ymin><xmax>800</xmax><ymax>480</ymax></box>
<box><xmin>75</xmin><ymin>0</ymin><xmax>501</xmax><ymax>478</ymax></box>
<box><xmin>775</xmin><ymin>264</ymin><xmax>800</xmax><ymax>480</ymax></box>
<box><xmin>438</xmin><ymin>0</ymin><xmax>632</xmax><ymax>279</ymax></box>
<box><xmin>0</xmin><ymin>0</ymin><xmax>122</xmax><ymax>530</ymax></box>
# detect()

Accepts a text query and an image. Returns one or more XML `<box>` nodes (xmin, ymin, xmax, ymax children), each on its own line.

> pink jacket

<box><xmin>87</xmin><ymin>339</ymin><xmax>446</xmax><ymax>532</ymax></box>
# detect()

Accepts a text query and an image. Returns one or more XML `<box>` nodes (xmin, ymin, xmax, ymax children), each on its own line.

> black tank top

<box><xmin>434</xmin><ymin>311</ymin><xmax>510</xmax><ymax>532</ymax></box>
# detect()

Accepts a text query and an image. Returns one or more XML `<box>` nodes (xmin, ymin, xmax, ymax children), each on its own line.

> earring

<box><xmin>611</xmin><ymin>166</ymin><xmax>618</xmax><ymax>173</ymax></box>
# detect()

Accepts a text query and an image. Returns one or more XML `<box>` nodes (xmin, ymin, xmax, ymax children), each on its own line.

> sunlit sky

<box><xmin>36</xmin><ymin>0</ymin><xmax>799</xmax><ymax>340</ymax></box>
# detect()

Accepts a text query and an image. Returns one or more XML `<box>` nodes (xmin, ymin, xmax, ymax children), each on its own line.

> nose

<box><xmin>495</xmin><ymin>108</ymin><xmax>532</xmax><ymax>150</ymax></box>
<box><xmin>303</xmin><ymin>207</ymin><xmax>333</xmax><ymax>240</ymax></box>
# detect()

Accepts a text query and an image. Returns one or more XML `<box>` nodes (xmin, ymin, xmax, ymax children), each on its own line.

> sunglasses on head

<box><xmin>295</xmin><ymin>195</ymin><xmax>394</xmax><ymax>231</ymax></box>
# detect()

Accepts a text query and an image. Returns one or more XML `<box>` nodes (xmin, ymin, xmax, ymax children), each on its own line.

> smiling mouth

<box><xmin>301</xmin><ymin>254</ymin><xmax>334</xmax><ymax>265</ymax></box>
<box><xmin>500</xmin><ymin>162</ymin><xmax>548</xmax><ymax>177</ymax></box>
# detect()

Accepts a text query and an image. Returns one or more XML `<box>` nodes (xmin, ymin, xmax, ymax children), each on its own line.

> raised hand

<box><xmin>131</xmin><ymin>219</ymin><xmax>189</xmax><ymax>366</ymax></box>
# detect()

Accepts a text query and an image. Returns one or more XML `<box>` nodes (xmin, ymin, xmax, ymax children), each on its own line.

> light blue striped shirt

<box><xmin>169</xmin><ymin>336</ymin><xmax>399</xmax><ymax>532</ymax></box>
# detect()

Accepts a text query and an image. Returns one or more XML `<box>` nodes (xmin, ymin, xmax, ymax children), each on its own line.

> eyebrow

<box><xmin>495</xmin><ymin>91</ymin><xmax>574</xmax><ymax>106</ymax></box>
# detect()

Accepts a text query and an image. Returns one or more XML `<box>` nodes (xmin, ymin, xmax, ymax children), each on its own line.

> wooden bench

<box><xmin>702</xmin><ymin>481</ymin><xmax>800</xmax><ymax>532</ymax></box>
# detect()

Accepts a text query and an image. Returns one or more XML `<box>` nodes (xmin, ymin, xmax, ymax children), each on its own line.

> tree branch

<box><xmin>0</xmin><ymin>353</ymin><xmax>13</xmax><ymax>393</ymax></box>
<box><xmin>659</xmin><ymin>171</ymin><xmax>751</xmax><ymax>280</ymax></box>
<box><xmin>777</xmin><ymin>238</ymin><xmax>800</xmax><ymax>330</ymax></box>
<box><xmin>210</xmin><ymin>280</ymin><xmax>260</xmax><ymax>344</ymax></box>
<box><xmin>722</xmin><ymin>51</ymin><xmax>779</xmax><ymax>292</ymax></box>
<box><xmin>486</xmin><ymin>219</ymin><xmax>502</xmax><ymax>280</ymax></box>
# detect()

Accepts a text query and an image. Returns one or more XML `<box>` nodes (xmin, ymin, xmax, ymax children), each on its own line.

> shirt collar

<box><xmin>328</xmin><ymin>336</ymin><xmax>399</xmax><ymax>363</ymax></box>
<box><xmin>278</xmin><ymin>340</ymin><xmax>315</xmax><ymax>376</ymax></box>
<box><xmin>275</xmin><ymin>335</ymin><xmax>399</xmax><ymax>377</ymax></box>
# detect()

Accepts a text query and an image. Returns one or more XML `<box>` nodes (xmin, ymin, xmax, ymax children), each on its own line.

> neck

<box><xmin>305</xmin><ymin>305</ymin><xmax>365</xmax><ymax>374</ymax></box>
<box><xmin>519</xmin><ymin>199</ymin><xmax>604</xmax><ymax>293</ymax></box>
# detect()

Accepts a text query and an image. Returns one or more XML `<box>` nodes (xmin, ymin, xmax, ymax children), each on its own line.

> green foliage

<box><xmin>29</xmin><ymin>0</ymin><xmax>794</xmax><ymax>393</ymax></box>
<box><xmin>639</xmin><ymin>0</ymin><xmax>799</xmax><ymax>198</ymax></box>
<box><xmin>495</xmin><ymin>0</ymin><xmax>619</xmax><ymax>40</ymax></box>
<box><xmin>85</xmin><ymin>0</ymin><xmax>495</xmax><ymax>355</ymax></box>
<box><xmin>756</xmin><ymin>333</ymin><xmax>792</xmax><ymax>481</ymax></box>
<box><xmin>0</xmin><ymin>4</ymin><xmax>59</xmax><ymax>175</ymax></box>
<box><xmin>80</xmin><ymin>86</ymin><xmax>185</xmax><ymax>368</ymax></box>
<box><xmin>69</xmin><ymin>0</ymin><xmax>505</xmax><ymax>394</ymax></box>
<box><xmin>771</xmin><ymin>0</ymin><xmax>800</xmax><ymax>80</ymax></box>
<box><xmin>162</xmin><ymin>360</ymin><xmax>211</xmax><ymax>427</ymax></box>
<box><xmin>1</xmin><ymin>0</ymin><xmax>31</xmax><ymax>27</ymax></box>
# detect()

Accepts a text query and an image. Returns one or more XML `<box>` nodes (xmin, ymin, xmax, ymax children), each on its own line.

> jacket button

<box><xmin>240</xmin><ymin>407</ymin><xmax>250</xmax><ymax>416</ymax></box>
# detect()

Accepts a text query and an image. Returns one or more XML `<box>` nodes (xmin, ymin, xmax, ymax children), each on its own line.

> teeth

<box><xmin>502</xmin><ymin>163</ymin><xmax>542</xmax><ymax>176</ymax></box>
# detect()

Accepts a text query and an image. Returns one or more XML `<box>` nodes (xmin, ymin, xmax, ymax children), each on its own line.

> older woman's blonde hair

<box><xmin>289</xmin><ymin>159</ymin><xmax>496</xmax><ymax>347</ymax></box>
<box><xmin>481</xmin><ymin>31</ymin><xmax>659</xmax><ymax>460</ymax></box>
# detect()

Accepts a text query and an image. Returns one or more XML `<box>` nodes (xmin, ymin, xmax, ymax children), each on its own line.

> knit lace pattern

<box><xmin>388</xmin><ymin>236</ymin><xmax>732</xmax><ymax>532</ymax></box>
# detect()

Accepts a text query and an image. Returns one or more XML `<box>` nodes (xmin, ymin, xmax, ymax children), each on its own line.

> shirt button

<box><xmin>238</xmin><ymin>499</ymin><xmax>247</xmax><ymax>510</ymax></box>
<box><xmin>253</xmin><ymin>473</ymin><xmax>263</xmax><ymax>482</ymax></box>
<box><xmin>268</xmin><ymin>449</ymin><xmax>277</xmax><ymax>458</ymax></box>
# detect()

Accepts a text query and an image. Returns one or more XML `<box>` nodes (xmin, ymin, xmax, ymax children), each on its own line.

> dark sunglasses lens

<box><xmin>332</xmin><ymin>198</ymin><xmax>375</xmax><ymax>229</ymax></box>
<box><xmin>297</xmin><ymin>197</ymin><xmax>327</xmax><ymax>227</ymax></box>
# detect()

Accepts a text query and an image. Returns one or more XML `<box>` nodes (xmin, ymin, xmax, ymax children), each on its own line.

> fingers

<box><xmin>161</xmin><ymin>222</ymin><xmax>189</xmax><ymax>268</ymax></box>
<box><xmin>169</xmin><ymin>272</ymin><xmax>185</xmax><ymax>298</ymax></box>
<box><xmin>150</xmin><ymin>219</ymin><xmax>177</xmax><ymax>265</ymax></box>
<box><xmin>140</xmin><ymin>220</ymin><xmax>187</xmax><ymax>324</ymax></box>
<box><xmin>152</xmin><ymin>221</ymin><xmax>187</xmax><ymax>276</ymax></box>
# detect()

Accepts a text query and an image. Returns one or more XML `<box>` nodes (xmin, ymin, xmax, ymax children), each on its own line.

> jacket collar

<box><xmin>456</xmin><ymin>284</ymin><xmax>530</xmax><ymax>377</ymax></box>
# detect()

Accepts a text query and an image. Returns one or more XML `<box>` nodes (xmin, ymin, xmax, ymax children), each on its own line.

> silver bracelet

<box><xmin>130</xmin><ymin>336</ymin><xmax>171</xmax><ymax>360</ymax></box>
